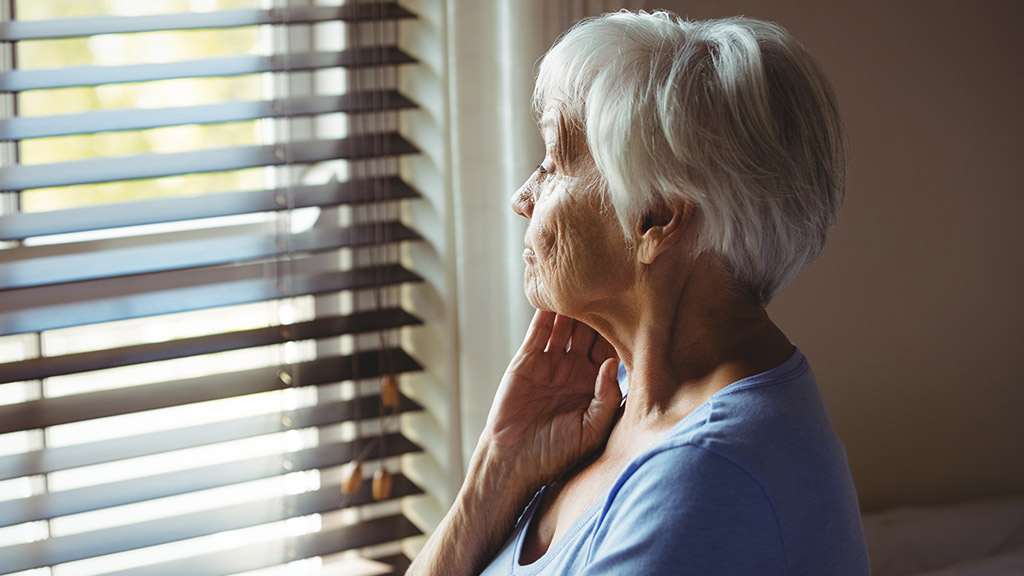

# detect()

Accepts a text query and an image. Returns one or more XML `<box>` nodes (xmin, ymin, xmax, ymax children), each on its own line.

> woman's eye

<box><xmin>537</xmin><ymin>162</ymin><xmax>554</xmax><ymax>176</ymax></box>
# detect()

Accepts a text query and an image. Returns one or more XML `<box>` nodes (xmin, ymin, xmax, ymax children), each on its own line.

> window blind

<box><xmin>0</xmin><ymin>1</ymin><xmax>427</xmax><ymax>575</ymax></box>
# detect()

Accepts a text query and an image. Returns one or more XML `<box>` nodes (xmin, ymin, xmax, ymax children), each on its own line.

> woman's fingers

<box><xmin>522</xmin><ymin>309</ymin><xmax>556</xmax><ymax>351</ymax></box>
<box><xmin>527</xmin><ymin>312</ymin><xmax>616</xmax><ymax>367</ymax></box>
<box><xmin>547</xmin><ymin>314</ymin><xmax>575</xmax><ymax>353</ymax></box>
<box><xmin>582</xmin><ymin>357</ymin><xmax>624</xmax><ymax>442</ymax></box>
<box><xmin>569</xmin><ymin>318</ymin><xmax>598</xmax><ymax>356</ymax></box>
<box><xmin>589</xmin><ymin>333</ymin><xmax>617</xmax><ymax>365</ymax></box>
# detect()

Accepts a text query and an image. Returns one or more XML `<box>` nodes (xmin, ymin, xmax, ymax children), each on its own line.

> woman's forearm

<box><xmin>407</xmin><ymin>442</ymin><xmax>534</xmax><ymax>576</ymax></box>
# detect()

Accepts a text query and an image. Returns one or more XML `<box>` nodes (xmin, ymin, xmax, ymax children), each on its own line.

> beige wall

<box><xmin>644</xmin><ymin>0</ymin><xmax>1024</xmax><ymax>511</ymax></box>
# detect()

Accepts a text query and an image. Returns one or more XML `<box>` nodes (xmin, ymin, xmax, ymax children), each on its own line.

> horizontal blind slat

<box><xmin>0</xmin><ymin>476</ymin><xmax>421</xmax><ymax>573</ymax></box>
<box><xmin>0</xmin><ymin>177</ymin><xmax>419</xmax><ymax>240</ymax></box>
<box><xmin>0</xmin><ymin>91</ymin><xmax>416</xmax><ymax>140</ymax></box>
<box><xmin>0</xmin><ymin>393</ymin><xmax>422</xmax><ymax>484</ymax></box>
<box><xmin>0</xmin><ymin>308</ymin><xmax>421</xmax><ymax>383</ymax></box>
<box><xmin>0</xmin><ymin>133</ymin><xmax>419</xmax><ymax>191</ymax></box>
<box><xmin>0</xmin><ymin>47</ymin><xmax>416</xmax><ymax>92</ymax></box>
<box><xmin>0</xmin><ymin>221</ymin><xmax>421</xmax><ymax>290</ymax></box>
<box><xmin>0</xmin><ymin>263</ymin><xmax>424</xmax><ymax>336</ymax></box>
<box><xmin>0</xmin><ymin>433</ymin><xmax>421</xmax><ymax>529</ymax></box>
<box><xmin>0</xmin><ymin>258</ymin><xmax>412</xmax><ymax>316</ymax></box>
<box><xmin>0</xmin><ymin>3</ymin><xmax>416</xmax><ymax>41</ymax></box>
<box><xmin>0</xmin><ymin>347</ymin><xmax>421</xmax><ymax>435</ymax></box>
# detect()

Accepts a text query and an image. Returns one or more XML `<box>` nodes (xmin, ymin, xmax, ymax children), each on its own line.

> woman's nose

<box><xmin>511</xmin><ymin>183</ymin><xmax>534</xmax><ymax>219</ymax></box>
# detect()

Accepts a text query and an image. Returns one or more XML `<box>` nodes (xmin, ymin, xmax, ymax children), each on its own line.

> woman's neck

<box><xmin>583</xmin><ymin>258</ymin><xmax>793</xmax><ymax>434</ymax></box>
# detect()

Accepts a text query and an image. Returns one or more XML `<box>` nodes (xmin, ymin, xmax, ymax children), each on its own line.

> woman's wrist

<box><xmin>464</xmin><ymin>434</ymin><xmax>539</xmax><ymax>508</ymax></box>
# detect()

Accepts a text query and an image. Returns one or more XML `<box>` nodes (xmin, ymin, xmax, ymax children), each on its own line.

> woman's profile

<box><xmin>409</xmin><ymin>11</ymin><xmax>870</xmax><ymax>575</ymax></box>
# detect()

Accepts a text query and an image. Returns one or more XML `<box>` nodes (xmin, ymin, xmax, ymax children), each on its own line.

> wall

<box><xmin>646</xmin><ymin>0</ymin><xmax>1024</xmax><ymax>511</ymax></box>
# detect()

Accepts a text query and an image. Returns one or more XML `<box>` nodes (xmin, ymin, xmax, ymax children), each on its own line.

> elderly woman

<box><xmin>410</xmin><ymin>11</ymin><xmax>869</xmax><ymax>575</ymax></box>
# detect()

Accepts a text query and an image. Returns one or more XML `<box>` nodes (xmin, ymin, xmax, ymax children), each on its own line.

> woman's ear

<box><xmin>638</xmin><ymin>202</ymin><xmax>693</xmax><ymax>265</ymax></box>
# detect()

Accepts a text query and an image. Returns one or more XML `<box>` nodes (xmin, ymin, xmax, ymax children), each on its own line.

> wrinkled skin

<box><xmin>511</xmin><ymin>108</ymin><xmax>634</xmax><ymax>318</ymax></box>
<box><xmin>483</xmin><ymin>309</ymin><xmax>621</xmax><ymax>490</ymax></box>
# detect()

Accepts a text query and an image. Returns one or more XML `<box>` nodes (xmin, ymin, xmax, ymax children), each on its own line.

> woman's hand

<box><xmin>407</xmin><ymin>310</ymin><xmax>620</xmax><ymax>576</ymax></box>
<box><xmin>481</xmin><ymin>309</ymin><xmax>622</xmax><ymax>496</ymax></box>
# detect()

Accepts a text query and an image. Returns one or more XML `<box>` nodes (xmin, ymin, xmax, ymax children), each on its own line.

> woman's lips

<box><xmin>523</xmin><ymin>247</ymin><xmax>536</xmax><ymax>260</ymax></box>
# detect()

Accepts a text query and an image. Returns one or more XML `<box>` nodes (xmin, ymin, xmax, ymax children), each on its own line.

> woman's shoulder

<box><xmin>608</xmin><ymin>436</ymin><xmax>772</xmax><ymax>515</ymax></box>
<box><xmin>637</xmin><ymin>348</ymin><xmax>858</xmax><ymax>525</ymax></box>
<box><xmin>587</xmin><ymin>442</ymin><xmax>789</xmax><ymax>574</ymax></box>
<box><xmin>608</xmin><ymin>440</ymin><xmax>772</xmax><ymax>516</ymax></box>
<box><xmin>588</xmin><ymin>438</ymin><xmax>868</xmax><ymax>575</ymax></box>
<box><xmin>663</xmin><ymin>347</ymin><xmax>842</xmax><ymax>465</ymax></box>
<box><xmin>586</xmin><ymin>417</ymin><xmax>868</xmax><ymax>574</ymax></box>
<box><xmin>589</xmin><ymin>350</ymin><xmax>869</xmax><ymax>575</ymax></box>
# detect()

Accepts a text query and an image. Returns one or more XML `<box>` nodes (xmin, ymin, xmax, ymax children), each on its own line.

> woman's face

<box><xmin>511</xmin><ymin>109</ymin><xmax>634</xmax><ymax>317</ymax></box>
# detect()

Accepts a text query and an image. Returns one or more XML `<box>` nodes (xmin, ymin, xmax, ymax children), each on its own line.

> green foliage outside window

<box><xmin>16</xmin><ymin>0</ymin><xmax>270</xmax><ymax>212</ymax></box>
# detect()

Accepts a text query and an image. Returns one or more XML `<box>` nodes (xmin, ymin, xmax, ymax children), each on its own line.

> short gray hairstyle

<box><xmin>534</xmin><ymin>11</ymin><xmax>845</xmax><ymax>305</ymax></box>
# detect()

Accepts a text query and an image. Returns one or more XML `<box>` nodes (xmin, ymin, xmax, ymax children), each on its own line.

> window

<box><xmin>0</xmin><ymin>1</ymin><xmax>438</xmax><ymax>574</ymax></box>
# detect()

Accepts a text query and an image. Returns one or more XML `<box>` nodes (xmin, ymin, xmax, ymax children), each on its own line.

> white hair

<box><xmin>534</xmin><ymin>11</ymin><xmax>845</xmax><ymax>305</ymax></box>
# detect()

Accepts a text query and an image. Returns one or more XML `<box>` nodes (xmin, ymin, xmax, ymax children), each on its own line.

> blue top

<box><xmin>479</xmin><ymin>348</ymin><xmax>870</xmax><ymax>575</ymax></box>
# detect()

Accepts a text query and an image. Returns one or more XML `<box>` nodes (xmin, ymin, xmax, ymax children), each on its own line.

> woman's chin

<box><xmin>524</xmin><ymin>289</ymin><xmax>550</xmax><ymax>312</ymax></box>
<box><xmin>525</xmin><ymin>287</ymin><xmax>578</xmax><ymax>318</ymax></box>
<box><xmin>523</xmin><ymin>278</ymin><xmax>554</xmax><ymax>312</ymax></box>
